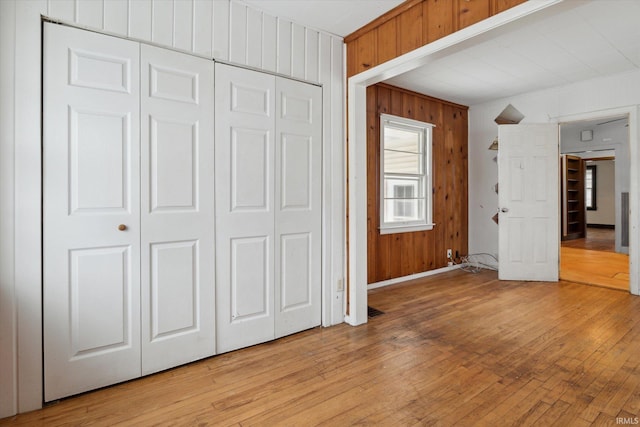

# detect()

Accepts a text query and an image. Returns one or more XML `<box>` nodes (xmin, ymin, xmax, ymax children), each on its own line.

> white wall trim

<box><xmin>346</xmin><ymin>0</ymin><xmax>564</xmax><ymax>326</ymax></box>
<box><xmin>557</xmin><ymin>105</ymin><xmax>640</xmax><ymax>295</ymax></box>
<box><xmin>367</xmin><ymin>265</ymin><xmax>461</xmax><ymax>291</ymax></box>
<box><xmin>0</xmin><ymin>0</ymin><xmax>17</xmax><ymax>419</ymax></box>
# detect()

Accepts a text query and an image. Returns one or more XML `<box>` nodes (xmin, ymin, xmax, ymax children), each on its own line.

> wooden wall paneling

<box><xmin>305</xmin><ymin>29</ymin><xmax>320</xmax><ymax>82</ymax></box>
<box><xmin>129</xmin><ymin>0</ymin><xmax>152</xmax><ymax>44</ymax></box>
<box><xmin>173</xmin><ymin>0</ymin><xmax>194</xmax><ymax>51</ymax></box>
<box><xmin>229</xmin><ymin>1</ymin><xmax>247</xmax><ymax>64</ymax></box>
<box><xmin>397</xmin><ymin>3</ymin><xmax>423</xmax><ymax>56</ymax></box>
<box><xmin>47</xmin><ymin>0</ymin><xmax>75</xmax><ymax>22</ymax></box>
<box><xmin>346</xmin><ymin>39</ymin><xmax>358</xmax><ymax>78</ymax></box>
<box><xmin>457</xmin><ymin>0</ymin><xmax>491</xmax><ymax>31</ymax></box>
<box><xmin>425</xmin><ymin>0</ymin><xmax>454</xmax><ymax>44</ymax></box>
<box><xmin>246</xmin><ymin>7</ymin><xmax>263</xmax><ymax>68</ymax></box>
<box><xmin>376</xmin><ymin>87</ymin><xmax>392</xmax><ymax>282</ymax></box>
<box><xmin>367</xmin><ymin>86</ymin><xmax>379</xmax><ymax>283</ymax></box>
<box><xmin>193</xmin><ymin>0</ymin><xmax>214</xmax><ymax>57</ymax></box>
<box><xmin>103</xmin><ymin>0</ymin><xmax>128</xmax><ymax>36</ymax></box>
<box><xmin>431</xmin><ymin>105</ymin><xmax>445</xmax><ymax>269</ymax></box>
<box><xmin>151</xmin><ymin>0</ymin><xmax>173</xmax><ymax>46</ymax></box>
<box><xmin>414</xmin><ymin>96</ymin><xmax>431</xmax><ymax>272</ymax></box>
<box><xmin>356</xmin><ymin>29</ymin><xmax>378</xmax><ymax>74</ymax></box>
<box><xmin>76</xmin><ymin>0</ymin><xmax>103</xmax><ymax>30</ymax></box>
<box><xmin>291</xmin><ymin>23</ymin><xmax>306</xmax><ymax>79</ymax></box>
<box><xmin>277</xmin><ymin>19</ymin><xmax>292</xmax><ymax>75</ymax></box>
<box><xmin>492</xmin><ymin>0</ymin><xmax>527</xmax><ymax>14</ymax></box>
<box><xmin>262</xmin><ymin>13</ymin><xmax>278</xmax><ymax>72</ymax></box>
<box><xmin>377</xmin><ymin>18</ymin><xmax>397</xmax><ymax>65</ymax></box>
<box><xmin>212</xmin><ymin>0</ymin><xmax>230</xmax><ymax>60</ymax></box>
<box><xmin>444</xmin><ymin>105</ymin><xmax>457</xmax><ymax>263</ymax></box>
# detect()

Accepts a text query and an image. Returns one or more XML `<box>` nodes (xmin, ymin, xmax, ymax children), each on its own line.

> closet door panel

<box><xmin>141</xmin><ymin>44</ymin><xmax>215</xmax><ymax>374</ymax></box>
<box><xmin>274</xmin><ymin>78</ymin><xmax>322</xmax><ymax>337</ymax></box>
<box><xmin>215</xmin><ymin>63</ymin><xmax>276</xmax><ymax>353</ymax></box>
<box><xmin>43</xmin><ymin>23</ymin><xmax>141</xmax><ymax>402</ymax></box>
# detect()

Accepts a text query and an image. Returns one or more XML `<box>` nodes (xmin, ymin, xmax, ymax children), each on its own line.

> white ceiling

<box><xmin>240</xmin><ymin>1</ymin><xmax>640</xmax><ymax>107</ymax></box>
<box><xmin>386</xmin><ymin>0</ymin><xmax>640</xmax><ymax>106</ymax></box>
<box><xmin>240</xmin><ymin>0</ymin><xmax>405</xmax><ymax>37</ymax></box>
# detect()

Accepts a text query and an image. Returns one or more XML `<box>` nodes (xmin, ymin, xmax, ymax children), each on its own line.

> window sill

<box><xmin>379</xmin><ymin>223</ymin><xmax>435</xmax><ymax>235</ymax></box>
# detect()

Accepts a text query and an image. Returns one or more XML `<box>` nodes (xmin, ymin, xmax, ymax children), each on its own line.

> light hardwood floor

<box><xmin>561</xmin><ymin>228</ymin><xmax>629</xmax><ymax>291</ymax></box>
<box><xmin>2</xmin><ymin>270</ymin><xmax>640</xmax><ymax>426</ymax></box>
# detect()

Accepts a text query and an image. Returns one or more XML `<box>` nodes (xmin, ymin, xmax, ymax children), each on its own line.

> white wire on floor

<box><xmin>453</xmin><ymin>253</ymin><xmax>499</xmax><ymax>273</ymax></box>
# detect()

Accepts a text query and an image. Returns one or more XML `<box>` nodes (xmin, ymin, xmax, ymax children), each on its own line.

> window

<box><xmin>380</xmin><ymin>114</ymin><xmax>434</xmax><ymax>234</ymax></box>
<box><xmin>586</xmin><ymin>165</ymin><xmax>597</xmax><ymax>210</ymax></box>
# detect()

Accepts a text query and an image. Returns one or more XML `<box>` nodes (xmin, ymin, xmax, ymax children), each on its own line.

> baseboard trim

<box><xmin>587</xmin><ymin>224</ymin><xmax>615</xmax><ymax>229</ymax></box>
<box><xmin>367</xmin><ymin>264</ymin><xmax>461</xmax><ymax>290</ymax></box>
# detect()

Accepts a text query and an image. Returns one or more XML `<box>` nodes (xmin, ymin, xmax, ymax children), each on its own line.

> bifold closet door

<box><xmin>274</xmin><ymin>77</ymin><xmax>322</xmax><ymax>338</ymax></box>
<box><xmin>44</xmin><ymin>23</ymin><xmax>216</xmax><ymax>401</ymax></box>
<box><xmin>140</xmin><ymin>44</ymin><xmax>216</xmax><ymax>374</ymax></box>
<box><xmin>215</xmin><ymin>63</ymin><xmax>322</xmax><ymax>353</ymax></box>
<box><xmin>43</xmin><ymin>23</ymin><xmax>142</xmax><ymax>401</ymax></box>
<box><xmin>215</xmin><ymin>64</ymin><xmax>277</xmax><ymax>353</ymax></box>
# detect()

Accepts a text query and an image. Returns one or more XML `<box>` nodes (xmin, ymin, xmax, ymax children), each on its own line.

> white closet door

<box><xmin>140</xmin><ymin>45</ymin><xmax>216</xmax><ymax>374</ymax></box>
<box><xmin>43</xmin><ymin>23</ymin><xmax>141</xmax><ymax>401</ymax></box>
<box><xmin>274</xmin><ymin>78</ymin><xmax>322</xmax><ymax>337</ymax></box>
<box><xmin>215</xmin><ymin>64</ymin><xmax>276</xmax><ymax>353</ymax></box>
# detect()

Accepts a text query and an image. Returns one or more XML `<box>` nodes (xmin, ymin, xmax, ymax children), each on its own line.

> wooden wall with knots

<box><xmin>345</xmin><ymin>0</ymin><xmax>526</xmax><ymax>77</ymax></box>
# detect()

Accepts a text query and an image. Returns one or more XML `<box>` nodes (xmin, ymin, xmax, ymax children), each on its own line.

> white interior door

<box><xmin>43</xmin><ymin>23</ymin><xmax>141</xmax><ymax>401</ymax></box>
<box><xmin>140</xmin><ymin>44</ymin><xmax>215</xmax><ymax>374</ymax></box>
<box><xmin>274</xmin><ymin>78</ymin><xmax>322</xmax><ymax>337</ymax></box>
<box><xmin>498</xmin><ymin>124</ymin><xmax>559</xmax><ymax>281</ymax></box>
<box><xmin>215</xmin><ymin>63</ymin><xmax>276</xmax><ymax>353</ymax></box>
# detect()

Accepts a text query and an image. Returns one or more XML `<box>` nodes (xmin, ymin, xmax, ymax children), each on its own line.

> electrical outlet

<box><xmin>447</xmin><ymin>249</ymin><xmax>452</xmax><ymax>259</ymax></box>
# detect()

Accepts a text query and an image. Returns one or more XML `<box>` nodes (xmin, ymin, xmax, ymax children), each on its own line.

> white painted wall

<box><xmin>0</xmin><ymin>0</ymin><xmax>345</xmax><ymax>418</ymax></box>
<box><xmin>585</xmin><ymin>160</ymin><xmax>616</xmax><ymax>226</ymax></box>
<box><xmin>469</xmin><ymin>68</ymin><xmax>640</xmax><ymax>259</ymax></box>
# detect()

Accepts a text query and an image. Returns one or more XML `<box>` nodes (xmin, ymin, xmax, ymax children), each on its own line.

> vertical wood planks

<box><xmin>76</xmin><ymin>0</ymin><xmax>103</xmax><ymax>29</ymax></box>
<box><xmin>291</xmin><ymin>23</ymin><xmax>306</xmax><ymax>79</ymax></box>
<box><xmin>129</xmin><ymin>0</ymin><xmax>152</xmax><ymax>41</ymax></box>
<box><xmin>246</xmin><ymin>7</ymin><xmax>262</xmax><ymax>68</ymax></box>
<box><xmin>367</xmin><ymin>84</ymin><xmax>468</xmax><ymax>284</ymax></box>
<box><xmin>425</xmin><ymin>0</ymin><xmax>454</xmax><ymax>44</ymax></box>
<box><xmin>151</xmin><ymin>0</ymin><xmax>173</xmax><ymax>47</ymax></box>
<box><xmin>345</xmin><ymin>0</ymin><xmax>526</xmax><ymax>77</ymax></box>
<box><xmin>173</xmin><ymin>0</ymin><xmax>193</xmax><ymax>51</ymax></box>
<box><xmin>193</xmin><ymin>0</ymin><xmax>213</xmax><ymax>57</ymax></box>
<box><xmin>277</xmin><ymin>19</ymin><xmax>292</xmax><ymax>76</ymax></box>
<box><xmin>397</xmin><ymin>3</ymin><xmax>423</xmax><ymax>56</ymax></box>
<box><xmin>212</xmin><ymin>0</ymin><xmax>229</xmax><ymax>60</ymax></box>
<box><xmin>47</xmin><ymin>0</ymin><xmax>75</xmax><ymax>22</ymax></box>
<box><xmin>228</xmin><ymin>1</ymin><xmax>247</xmax><ymax>64</ymax></box>
<box><xmin>262</xmin><ymin>14</ymin><xmax>277</xmax><ymax>72</ymax></box>
<box><xmin>103</xmin><ymin>0</ymin><xmax>128</xmax><ymax>36</ymax></box>
<box><xmin>457</xmin><ymin>0</ymin><xmax>491</xmax><ymax>30</ymax></box>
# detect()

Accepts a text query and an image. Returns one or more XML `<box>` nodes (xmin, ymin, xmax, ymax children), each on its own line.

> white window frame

<box><xmin>379</xmin><ymin>113</ymin><xmax>435</xmax><ymax>234</ymax></box>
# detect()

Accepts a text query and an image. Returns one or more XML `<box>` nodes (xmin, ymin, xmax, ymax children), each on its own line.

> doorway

<box><xmin>559</xmin><ymin>115</ymin><xmax>630</xmax><ymax>291</ymax></box>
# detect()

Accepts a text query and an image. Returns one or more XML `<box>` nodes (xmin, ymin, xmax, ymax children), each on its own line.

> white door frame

<box><xmin>346</xmin><ymin>0</ymin><xmax>564</xmax><ymax>325</ymax></box>
<box><xmin>558</xmin><ymin>106</ymin><xmax>639</xmax><ymax>295</ymax></box>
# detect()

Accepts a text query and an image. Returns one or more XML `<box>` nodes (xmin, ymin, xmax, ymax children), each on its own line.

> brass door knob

<box><xmin>118</xmin><ymin>224</ymin><xmax>127</xmax><ymax>231</ymax></box>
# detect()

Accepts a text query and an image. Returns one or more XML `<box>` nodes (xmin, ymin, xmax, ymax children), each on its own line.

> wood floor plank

<box><xmin>3</xmin><ymin>270</ymin><xmax>640</xmax><ymax>426</ymax></box>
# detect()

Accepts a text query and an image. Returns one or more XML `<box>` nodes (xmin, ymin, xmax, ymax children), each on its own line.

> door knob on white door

<box><xmin>118</xmin><ymin>224</ymin><xmax>127</xmax><ymax>231</ymax></box>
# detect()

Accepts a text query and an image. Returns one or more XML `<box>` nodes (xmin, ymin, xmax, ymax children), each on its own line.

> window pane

<box><xmin>384</xmin><ymin>177</ymin><xmax>422</xmax><ymax>199</ymax></box>
<box><xmin>383</xmin><ymin>199</ymin><xmax>423</xmax><ymax>222</ymax></box>
<box><xmin>384</xmin><ymin>126</ymin><xmax>421</xmax><ymax>153</ymax></box>
<box><xmin>384</xmin><ymin>150</ymin><xmax>422</xmax><ymax>174</ymax></box>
